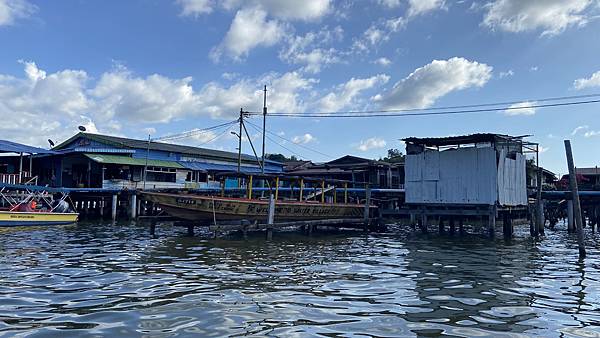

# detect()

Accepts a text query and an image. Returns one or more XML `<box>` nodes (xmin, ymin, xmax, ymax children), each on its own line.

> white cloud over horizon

<box><xmin>356</xmin><ymin>137</ymin><xmax>387</xmax><ymax>151</ymax></box>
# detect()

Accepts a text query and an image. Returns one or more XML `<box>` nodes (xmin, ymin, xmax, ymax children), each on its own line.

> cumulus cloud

<box><xmin>499</xmin><ymin>70</ymin><xmax>514</xmax><ymax>78</ymax></box>
<box><xmin>177</xmin><ymin>0</ymin><xmax>213</xmax><ymax>16</ymax></box>
<box><xmin>222</xmin><ymin>0</ymin><xmax>331</xmax><ymax>21</ymax></box>
<box><xmin>211</xmin><ymin>7</ymin><xmax>286</xmax><ymax>61</ymax></box>
<box><xmin>572</xmin><ymin>125</ymin><xmax>589</xmax><ymax>135</ymax></box>
<box><xmin>574</xmin><ymin>70</ymin><xmax>600</xmax><ymax>90</ymax></box>
<box><xmin>406</xmin><ymin>0</ymin><xmax>446</xmax><ymax>17</ymax></box>
<box><xmin>482</xmin><ymin>0</ymin><xmax>595</xmax><ymax>36</ymax></box>
<box><xmin>292</xmin><ymin>133</ymin><xmax>316</xmax><ymax>144</ymax></box>
<box><xmin>319</xmin><ymin>74</ymin><xmax>389</xmax><ymax>111</ymax></box>
<box><xmin>373</xmin><ymin>57</ymin><xmax>392</xmax><ymax>66</ymax></box>
<box><xmin>504</xmin><ymin>101</ymin><xmax>537</xmax><ymax>116</ymax></box>
<box><xmin>0</xmin><ymin>0</ymin><xmax>35</xmax><ymax>26</ymax></box>
<box><xmin>357</xmin><ymin>137</ymin><xmax>387</xmax><ymax>151</ymax></box>
<box><xmin>374</xmin><ymin>57</ymin><xmax>492</xmax><ymax>109</ymax></box>
<box><xmin>279</xmin><ymin>26</ymin><xmax>343</xmax><ymax>73</ymax></box>
<box><xmin>0</xmin><ymin>61</ymin><xmax>316</xmax><ymax>146</ymax></box>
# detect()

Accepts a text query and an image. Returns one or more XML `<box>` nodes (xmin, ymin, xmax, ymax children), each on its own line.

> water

<box><xmin>0</xmin><ymin>222</ymin><xmax>599</xmax><ymax>337</ymax></box>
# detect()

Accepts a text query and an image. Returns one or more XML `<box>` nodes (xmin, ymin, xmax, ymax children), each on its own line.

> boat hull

<box><xmin>0</xmin><ymin>211</ymin><xmax>79</xmax><ymax>227</ymax></box>
<box><xmin>141</xmin><ymin>192</ymin><xmax>374</xmax><ymax>223</ymax></box>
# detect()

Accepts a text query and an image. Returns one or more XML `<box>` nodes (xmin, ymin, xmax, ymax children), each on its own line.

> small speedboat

<box><xmin>0</xmin><ymin>185</ymin><xmax>79</xmax><ymax>227</ymax></box>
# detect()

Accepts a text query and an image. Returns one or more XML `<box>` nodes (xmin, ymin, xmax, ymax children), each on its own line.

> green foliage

<box><xmin>266</xmin><ymin>153</ymin><xmax>299</xmax><ymax>162</ymax></box>
<box><xmin>380</xmin><ymin>148</ymin><xmax>405</xmax><ymax>163</ymax></box>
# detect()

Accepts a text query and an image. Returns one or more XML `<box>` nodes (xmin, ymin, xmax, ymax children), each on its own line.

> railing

<box><xmin>0</xmin><ymin>174</ymin><xmax>20</xmax><ymax>185</ymax></box>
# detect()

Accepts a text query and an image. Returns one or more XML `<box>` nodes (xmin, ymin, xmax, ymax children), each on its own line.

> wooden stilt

<box><xmin>187</xmin><ymin>224</ymin><xmax>194</xmax><ymax>236</ymax></box>
<box><xmin>488</xmin><ymin>206</ymin><xmax>496</xmax><ymax>238</ymax></box>
<box><xmin>449</xmin><ymin>217</ymin><xmax>455</xmax><ymax>235</ymax></box>
<box><xmin>421</xmin><ymin>214</ymin><xmax>428</xmax><ymax>234</ymax></box>
<box><xmin>459</xmin><ymin>218</ymin><xmax>465</xmax><ymax>236</ymax></box>
<box><xmin>564</xmin><ymin>140</ymin><xmax>586</xmax><ymax>259</ymax></box>
<box><xmin>111</xmin><ymin>194</ymin><xmax>118</xmax><ymax>221</ymax></box>
<box><xmin>438</xmin><ymin>216</ymin><xmax>444</xmax><ymax>234</ymax></box>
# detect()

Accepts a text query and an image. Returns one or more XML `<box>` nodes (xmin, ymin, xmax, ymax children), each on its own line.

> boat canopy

<box><xmin>0</xmin><ymin>140</ymin><xmax>56</xmax><ymax>154</ymax></box>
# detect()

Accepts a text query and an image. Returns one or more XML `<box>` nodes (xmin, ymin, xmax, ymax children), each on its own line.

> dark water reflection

<box><xmin>0</xmin><ymin>221</ymin><xmax>599</xmax><ymax>337</ymax></box>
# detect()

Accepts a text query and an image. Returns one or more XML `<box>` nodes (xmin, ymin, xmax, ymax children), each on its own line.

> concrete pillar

<box><xmin>111</xmin><ymin>194</ymin><xmax>118</xmax><ymax>221</ymax></box>
<box><xmin>267</xmin><ymin>194</ymin><xmax>275</xmax><ymax>240</ymax></box>
<box><xmin>488</xmin><ymin>207</ymin><xmax>496</xmax><ymax>238</ymax></box>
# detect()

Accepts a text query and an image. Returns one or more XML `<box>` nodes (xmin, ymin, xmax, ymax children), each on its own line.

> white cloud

<box><xmin>407</xmin><ymin>0</ymin><xmax>445</xmax><ymax>17</ymax></box>
<box><xmin>374</xmin><ymin>57</ymin><xmax>492</xmax><ymax>109</ymax></box>
<box><xmin>499</xmin><ymin>70</ymin><xmax>514</xmax><ymax>78</ymax></box>
<box><xmin>222</xmin><ymin>0</ymin><xmax>331</xmax><ymax>21</ymax></box>
<box><xmin>530</xmin><ymin>66</ymin><xmax>538</xmax><ymax>72</ymax></box>
<box><xmin>292</xmin><ymin>133</ymin><xmax>316</xmax><ymax>144</ymax></box>
<box><xmin>539</xmin><ymin>145</ymin><xmax>550</xmax><ymax>153</ymax></box>
<box><xmin>584</xmin><ymin>130</ymin><xmax>600</xmax><ymax>138</ymax></box>
<box><xmin>357</xmin><ymin>137</ymin><xmax>387</xmax><ymax>152</ymax></box>
<box><xmin>0</xmin><ymin>61</ymin><xmax>316</xmax><ymax>146</ymax></box>
<box><xmin>211</xmin><ymin>7</ymin><xmax>286</xmax><ymax>61</ymax></box>
<box><xmin>279</xmin><ymin>26</ymin><xmax>343</xmax><ymax>73</ymax></box>
<box><xmin>572</xmin><ymin>125</ymin><xmax>589</xmax><ymax>135</ymax></box>
<box><xmin>177</xmin><ymin>0</ymin><xmax>213</xmax><ymax>16</ymax></box>
<box><xmin>504</xmin><ymin>101</ymin><xmax>537</xmax><ymax>116</ymax></box>
<box><xmin>0</xmin><ymin>0</ymin><xmax>35</xmax><ymax>26</ymax></box>
<box><xmin>574</xmin><ymin>70</ymin><xmax>600</xmax><ymax>90</ymax></box>
<box><xmin>378</xmin><ymin>0</ymin><xmax>400</xmax><ymax>8</ymax></box>
<box><xmin>373</xmin><ymin>57</ymin><xmax>392</xmax><ymax>66</ymax></box>
<box><xmin>482</xmin><ymin>0</ymin><xmax>595</xmax><ymax>36</ymax></box>
<box><xmin>319</xmin><ymin>74</ymin><xmax>389</xmax><ymax>111</ymax></box>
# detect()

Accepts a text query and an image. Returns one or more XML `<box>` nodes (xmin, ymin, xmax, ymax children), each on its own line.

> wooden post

<box><xmin>503</xmin><ymin>213</ymin><xmax>511</xmax><ymax>239</ymax></box>
<box><xmin>564</xmin><ymin>140</ymin><xmax>586</xmax><ymax>258</ymax></box>
<box><xmin>567</xmin><ymin>200</ymin><xmax>574</xmax><ymax>232</ymax></box>
<box><xmin>187</xmin><ymin>224</ymin><xmax>194</xmax><ymax>236</ymax></box>
<box><xmin>438</xmin><ymin>216</ymin><xmax>444</xmax><ymax>234</ymax></box>
<box><xmin>459</xmin><ymin>218</ymin><xmax>465</xmax><ymax>236</ymax></box>
<box><xmin>333</xmin><ymin>186</ymin><xmax>337</xmax><ymax>204</ymax></box>
<box><xmin>247</xmin><ymin>175</ymin><xmax>253</xmax><ymax>199</ymax></box>
<box><xmin>410</xmin><ymin>213</ymin><xmax>416</xmax><ymax>230</ymax></box>
<box><xmin>488</xmin><ymin>205</ymin><xmax>496</xmax><ymax>238</ymax></box>
<box><xmin>363</xmin><ymin>184</ymin><xmax>371</xmax><ymax>229</ymax></box>
<box><xmin>267</xmin><ymin>193</ymin><xmax>275</xmax><ymax>240</ymax></box>
<box><xmin>274</xmin><ymin>177</ymin><xmax>279</xmax><ymax>201</ymax></box>
<box><xmin>536</xmin><ymin>166</ymin><xmax>545</xmax><ymax>236</ymax></box>
<box><xmin>111</xmin><ymin>194</ymin><xmax>118</xmax><ymax>221</ymax></box>
<box><xmin>321</xmin><ymin>180</ymin><xmax>325</xmax><ymax>204</ymax></box>
<box><xmin>150</xmin><ymin>222</ymin><xmax>156</xmax><ymax>237</ymax></box>
<box><xmin>344</xmin><ymin>182</ymin><xmax>348</xmax><ymax>204</ymax></box>
<box><xmin>99</xmin><ymin>197</ymin><xmax>105</xmax><ymax>218</ymax></box>
<box><xmin>449</xmin><ymin>217</ymin><xmax>455</xmax><ymax>235</ymax></box>
<box><xmin>299</xmin><ymin>178</ymin><xmax>304</xmax><ymax>201</ymax></box>
<box><xmin>130</xmin><ymin>193</ymin><xmax>137</xmax><ymax>219</ymax></box>
<box><xmin>420</xmin><ymin>214</ymin><xmax>428</xmax><ymax>234</ymax></box>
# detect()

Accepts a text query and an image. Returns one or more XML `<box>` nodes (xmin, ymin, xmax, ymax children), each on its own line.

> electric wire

<box><xmin>153</xmin><ymin>120</ymin><xmax>238</xmax><ymax>141</ymax></box>
<box><xmin>252</xmin><ymin>96</ymin><xmax>600</xmax><ymax>118</ymax></box>
<box><xmin>245</xmin><ymin>120</ymin><xmax>332</xmax><ymax>158</ymax></box>
<box><xmin>246</xmin><ymin>121</ymin><xmax>333</xmax><ymax>158</ymax></box>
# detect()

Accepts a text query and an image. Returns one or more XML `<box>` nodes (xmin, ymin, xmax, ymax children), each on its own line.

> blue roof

<box><xmin>0</xmin><ymin>140</ymin><xmax>56</xmax><ymax>154</ymax></box>
<box><xmin>179</xmin><ymin>161</ymin><xmax>280</xmax><ymax>174</ymax></box>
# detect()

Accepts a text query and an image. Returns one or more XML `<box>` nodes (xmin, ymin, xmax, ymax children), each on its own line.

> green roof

<box><xmin>84</xmin><ymin>154</ymin><xmax>184</xmax><ymax>168</ymax></box>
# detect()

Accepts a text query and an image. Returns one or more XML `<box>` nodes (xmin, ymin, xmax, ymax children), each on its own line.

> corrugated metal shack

<box><xmin>402</xmin><ymin>134</ymin><xmax>538</xmax><ymax>237</ymax></box>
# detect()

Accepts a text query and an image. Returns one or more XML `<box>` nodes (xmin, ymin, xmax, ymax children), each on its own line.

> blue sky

<box><xmin>1</xmin><ymin>0</ymin><xmax>600</xmax><ymax>175</ymax></box>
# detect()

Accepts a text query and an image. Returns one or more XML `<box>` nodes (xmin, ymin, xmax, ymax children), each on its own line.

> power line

<box><xmin>255</xmin><ymin>96</ymin><xmax>600</xmax><ymax>118</ymax></box>
<box><xmin>153</xmin><ymin>120</ymin><xmax>238</xmax><ymax>141</ymax></box>
<box><xmin>245</xmin><ymin>120</ymin><xmax>332</xmax><ymax>158</ymax></box>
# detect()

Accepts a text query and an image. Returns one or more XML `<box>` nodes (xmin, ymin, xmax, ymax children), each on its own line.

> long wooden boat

<box><xmin>0</xmin><ymin>211</ymin><xmax>78</xmax><ymax>227</ymax></box>
<box><xmin>141</xmin><ymin>191</ymin><xmax>375</xmax><ymax>222</ymax></box>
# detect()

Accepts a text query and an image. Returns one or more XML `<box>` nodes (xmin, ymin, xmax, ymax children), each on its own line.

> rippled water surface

<box><xmin>1</xmin><ymin>221</ymin><xmax>600</xmax><ymax>337</ymax></box>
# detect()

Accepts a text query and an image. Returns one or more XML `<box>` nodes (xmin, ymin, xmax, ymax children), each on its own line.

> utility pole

<box><xmin>261</xmin><ymin>85</ymin><xmax>267</xmax><ymax>174</ymax></box>
<box><xmin>237</xmin><ymin>108</ymin><xmax>243</xmax><ymax>174</ymax></box>
<box><xmin>143</xmin><ymin>134</ymin><xmax>150</xmax><ymax>190</ymax></box>
<box><xmin>564</xmin><ymin>140</ymin><xmax>586</xmax><ymax>259</ymax></box>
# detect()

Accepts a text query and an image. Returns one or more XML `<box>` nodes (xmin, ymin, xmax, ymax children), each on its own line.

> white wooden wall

<box><xmin>406</xmin><ymin>146</ymin><xmax>525</xmax><ymax>206</ymax></box>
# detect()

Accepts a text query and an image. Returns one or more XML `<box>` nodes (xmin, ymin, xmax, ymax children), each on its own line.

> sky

<box><xmin>1</xmin><ymin>0</ymin><xmax>600</xmax><ymax>175</ymax></box>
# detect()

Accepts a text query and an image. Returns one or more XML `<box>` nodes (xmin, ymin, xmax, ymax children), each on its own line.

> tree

<box><xmin>380</xmin><ymin>148</ymin><xmax>405</xmax><ymax>163</ymax></box>
<box><xmin>266</xmin><ymin>153</ymin><xmax>299</xmax><ymax>162</ymax></box>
